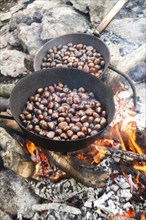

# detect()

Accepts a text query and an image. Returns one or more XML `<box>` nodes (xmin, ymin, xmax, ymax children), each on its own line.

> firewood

<box><xmin>46</xmin><ymin>151</ymin><xmax>108</xmax><ymax>188</ymax></box>
<box><xmin>0</xmin><ymin>150</ymin><xmax>34</xmax><ymax>178</ymax></box>
<box><xmin>0</xmin><ymin>83</ymin><xmax>15</xmax><ymax>98</ymax></box>
<box><xmin>97</xmin><ymin>0</ymin><xmax>129</xmax><ymax>33</ymax></box>
<box><xmin>93</xmin><ymin>144</ymin><xmax>146</xmax><ymax>163</ymax></box>
<box><xmin>32</xmin><ymin>203</ymin><xmax>81</xmax><ymax>215</ymax></box>
<box><xmin>0</xmin><ymin>127</ymin><xmax>25</xmax><ymax>155</ymax></box>
<box><xmin>0</xmin><ymin>127</ymin><xmax>35</xmax><ymax>178</ymax></box>
<box><xmin>26</xmin><ymin>178</ymin><xmax>86</xmax><ymax>202</ymax></box>
<box><xmin>113</xmin><ymin>164</ymin><xmax>146</xmax><ymax>187</ymax></box>
<box><xmin>0</xmin><ymin>118</ymin><xmax>22</xmax><ymax>133</ymax></box>
<box><xmin>117</xmin><ymin>43</ymin><xmax>146</xmax><ymax>74</ymax></box>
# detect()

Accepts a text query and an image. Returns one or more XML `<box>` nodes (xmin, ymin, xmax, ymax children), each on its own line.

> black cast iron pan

<box><xmin>0</xmin><ymin>68</ymin><xmax>115</xmax><ymax>152</ymax></box>
<box><xmin>33</xmin><ymin>33</ymin><xmax>136</xmax><ymax>107</ymax></box>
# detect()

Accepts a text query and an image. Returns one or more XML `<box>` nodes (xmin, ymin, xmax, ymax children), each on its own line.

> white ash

<box><xmin>32</xmin><ymin>203</ymin><xmax>81</xmax><ymax>215</ymax></box>
<box><xmin>114</xmin><ymin>175</ymin><xmax>130</xmax><ymax>189</ymax></box>
<box><xmin>26</xmin><ymin>178</ymin><xmax>87</xmax><ymax>202</ymax></box>
<box><xmin>83</xmin><ymin>174</ymin><xmax>136</xmax><ymax>218</ymax></box>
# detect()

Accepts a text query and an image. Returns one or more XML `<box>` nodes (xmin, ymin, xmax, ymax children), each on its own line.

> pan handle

<box><xmin>0</xmin><ymin>114</ymin><xmax>15</xmax><ymax>120</ymax></box>
<box><xmin>108</xmin><ymin>64</ymin><xmax>137</xmax><ymax>108</ymax></box>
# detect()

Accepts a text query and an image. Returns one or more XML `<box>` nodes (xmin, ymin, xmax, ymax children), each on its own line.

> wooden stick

<box><xmin>0</xmin><ymin>127</ymin><xmax>35</xmax><ymax>178</ymax></box>
<box><xmin>0</xmin><ymin>127</ymin><xmax>25</xmax><ymax>155</ymax></box>
<box><xmin>97</xmin><ymin>0</ymin><xmax>129</xmax><ymax>33</ymax></box>
<box><xmin>0</xmin><ymin>118</ymin><xmax>22</xmax><ymax>133</ymax></box>
<box><xmin>116</xmin><ymin>43</ymin><xmax>146</xmax><ymax>74</ymax></box>
<box><xmin>0</xmin><ymin>150</ymin><xmax>35</xmax><ymax>178</ymax></box>
<box><xmin>46</xmin><ymin>151</ymin><xmax>108</xmax><ymax>188</ymax></box>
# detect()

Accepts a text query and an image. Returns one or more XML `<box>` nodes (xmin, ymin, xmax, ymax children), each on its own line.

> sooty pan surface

<box><xmin>10</xmin><ymin>68</ymin><xmax>115</xmax><ymax>152</ymax></box>
<box><xmin>34</xmin><ymin>33</ymin><xmax>110</xmax><ymax>77</ymax></box>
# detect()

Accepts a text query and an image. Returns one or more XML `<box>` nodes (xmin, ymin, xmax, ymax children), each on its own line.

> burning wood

<box><xmin>93</xmin><ymin>144</ymin><xmax>146</xmax><ymax>163</ymax></box>
<box><xmin>26</xmin><ymin>178</ymin><xmax>86</xmax><ymax>202</ymax></box>
<box><xmin>0</xmin><ymin>0</ymin><xmax>146</xmax><ymax>219</ymax></box>
<box><xmin>46</xmin><ymin>150</ymin><xmax>108</xmax><ymax>188</ymax></box>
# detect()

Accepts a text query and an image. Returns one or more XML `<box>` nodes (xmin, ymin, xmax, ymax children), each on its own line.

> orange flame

<box><xmin>133</xmin><ymin>164</ymin><xmax>146</xmax><ymax>174</ymax></box>
<box><xmin>116</xmin><ymin>209</ymin><xmax>135</xmax><ymax>218</ymax></box>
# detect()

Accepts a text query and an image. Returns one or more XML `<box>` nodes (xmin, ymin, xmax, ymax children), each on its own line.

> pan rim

<box><xmin>33</xmin><ymin>32</ymin><xmax>111</xmax><ymax>77</ymax></box>
<box><xmin>9</xmin><ymin>68</ymin><xmax>115</xmax><ymax>146</ymax></box>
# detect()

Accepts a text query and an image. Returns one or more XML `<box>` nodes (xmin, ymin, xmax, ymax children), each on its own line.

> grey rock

<box><xmin>0</xmin><ymin>209</ymin><xmax>12</xmax><ymax>220</ymax></box>
<box><xmin>0</xmin><ymin>24</ymin><xmax>10</xmax><ymax>35</ymax></box>
<box><xmin>41</xmin><ymin>0</ymin><xmax>64</xmax><ymax>13</ymax></box>
<box><xmin>0</xmin><ymin>4</ymin><xmax>24</xmax><ymax>22</ymax></box>
<box><xmin>40</xmin><ymin>5</ymin><xmax>90</xmax><ymax>40</ymax></box>
<box><xmin>0</xmin><ymin>170</ymin><xmax>40</xmax><ymax>218</ymax></box>
<box><xmin>9</xmin><ymin>3</ymin><xmax>42</xmax><ymax>31</ymax></box>
<box><xmin>8</xmin><ymin>29</ymin><xmax>21</xmax><ymax>47</ymax></box>
<box><xmin>107</xmin><ymin>18</ymin><xmax>146</xmax><ymax>45</ymax></box>
<box><xmin>0</xmin><ymin>24</ymin><xmax>10</xmax><ymax>48</ymax></box>
<box><xmin>0</xmin><ymin>11</ymin><xmax>12</xmax><ymax>22</ymax></box>
<box><xmin>24</xmin><ymin>54</ymin><xmax>34</xmax><ymax>72</ymax></box>
<box><xmin>1</xmin><ymin>49</ymin><xmax>27</xmax><ymax>77</ymax></box>
<box><xmin>65</xmin><ymin>0</ymin><xmax>117</xmax><ymax>23</ymax></box>
<box><xmin>17</xmin><ymin>22</ymin><xmax>45</xmax><ymax>55</ymax></box>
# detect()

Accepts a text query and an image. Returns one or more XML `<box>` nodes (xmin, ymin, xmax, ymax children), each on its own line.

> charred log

<box><xmin>26</xmin><ymin>178</ymin><xmax>86</xmax><ymax>202</ymax></box>
<box><xmin>46</xmin><ymin>151</ymin><xmax>108</xmax><ymax>188</ymax></box>
<box><xmin>93</xmin><ymin>144</ymin><xmax>146</xmax><ymax>163</ymax></box>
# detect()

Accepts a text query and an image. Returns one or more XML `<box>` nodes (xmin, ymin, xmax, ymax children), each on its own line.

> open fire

<box><xmin>23</xmin><ymin>89</ymin><xmax>146</xmax><ymax>219</ymax></box>
<box><xmin>0</xmin><ymin>0</ymin><xmax>146</xmax><ymax>219</ymax></box>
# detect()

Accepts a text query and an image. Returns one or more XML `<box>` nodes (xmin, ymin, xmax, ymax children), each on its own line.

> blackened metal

<box><xmin>33</xmin><ymin>33</ymin><xmax>110</xmax><ymax>77</ymax></box>
<box><xmin>8</xmin><ymin>68</ymin><xmax>115</xmax><ymax>152</ymax></box>
<box><xmin>33</xmin><ymin>33</ymin><xmax>136</xmax><ymax>107</ymax></box>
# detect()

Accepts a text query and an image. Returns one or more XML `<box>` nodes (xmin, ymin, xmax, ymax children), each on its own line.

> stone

<box><xmin>0</xmin><ymin>209</ymin><xmax>12</xmax><ymax>220</ymax></box>
<box><xmin>0</xmin><ymin>170</ymin><xmax>40</xmax><ymax>218</ymax></box>
<box><xmin>0</xmin><ymin>4</ymin><xmax>24</xmax><ymax>22</ymax></box>
<box><xmin>24</xmin><ymin>54</ymin><xmax>34</xmax><ymax>72</ymax></box>
<box><xmin>1</xmin><ymin>49</ymin><xmax>27</xmax><ymax>77</ymax></box>
<box><xmin>65</xmin><ymin>0</ymin><xmax>117</xmax><ymax>23</ymax></box>
<box><xmin>8</xmin><ymin>29</ymin><xmax>21</xmax><ymax>47</ymax></box>
<box><xmin>40</xmin><ymin>5</ymin><xmax>90</xmax><ymax>40</ymax></box>
<box><xmin>9</xmin><ymin>2</ymin><xmax>42</xmax><ymax>31</ymax></box>
<box><xmin>107</xmin><ymin>18</ymin><xmax>146</xmax><ymax>45</ymax></box>
<box><xmin>0</xmin><ymin>24</ymin><xmax>10</xmax><ymax>49</ymax></box>
<box><xmin>41</xmin><ymin>0</ymin><xmax>64</xmax><ymax>13</ymax></box>
<box><xmin>17</xmin><ymin>22</ymin><xmax>45</xmax><ymax>55</ymax></box>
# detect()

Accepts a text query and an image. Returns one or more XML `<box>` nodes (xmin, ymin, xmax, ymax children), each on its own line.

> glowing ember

<box><xmin>22</xmin><ymin>88</ymin><xmax>146</xmax><ymax>219</ymax></box>
<box><xmin>25</xmin><ymin>141</ymin><xmax>66</xmax><ymax>181</ymax></box>
<box><xmin>116</xmin><ymin>209</ymin><xmax>135</xmax><ymax>218</ymax></box>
